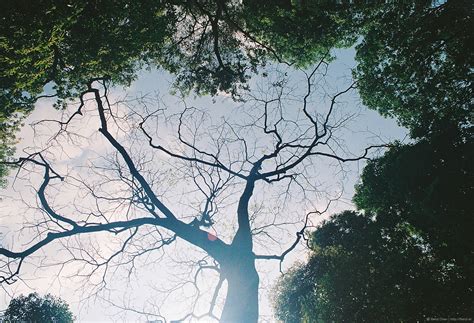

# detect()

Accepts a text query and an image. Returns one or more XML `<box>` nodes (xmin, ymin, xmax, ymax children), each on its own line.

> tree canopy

<box><xmin>354</xmin><ymin>131</ymin><xmax>473</xmax><ymax>267</ymax></box>
<box><xmin>3</xmin><ymin>1</ymin><xmax>469</xmax><ymax>126</ymax></box>
<box><xmin>3</xmin><ymin>293</ymin><xmax>74</xmax><ymax>323</ymax></box>
<box><xmin>1</xmin><ymin>0</ymin><xmax>358</xmax><ymax>108</ymax></box>
<box><xmin>1</xmin><ymin>1</ymin><xmax>470</xmax><ymax>173</ymax></box>
<box><xmin>354</xmin><ymin>0</ymin><xmax>473</xmax><ymax>138</ymax></box>
<box><xmin>273</xmin><ymin>133</ymin><xmax>473</xmax><ymax>322</ymax></box>
<box><xmin>0</xmin><ymin>0</ymin><xmax>472</xmax><ymax>321</ymax></box>
<box><xmin>0</xmin><ymin>0</ymin><xmax>358</xmax><ymax>182</ymax></box>
<box><xmin>274</xmin><ymin>209</ymin><xmax>472</xmax><ymax>322</ymax></box>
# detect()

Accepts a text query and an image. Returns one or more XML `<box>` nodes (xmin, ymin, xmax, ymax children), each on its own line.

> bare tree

<box><xmin>0</xmin><ymin>63</ymin><xmax>383</xmax><ymax>322</ymax></box>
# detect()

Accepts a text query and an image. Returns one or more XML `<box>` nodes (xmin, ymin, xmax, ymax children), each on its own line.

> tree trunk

<box><xmin>220</xmin><ymin>253</ymin><xmax>259</xmax><ymax>322</ymax></box>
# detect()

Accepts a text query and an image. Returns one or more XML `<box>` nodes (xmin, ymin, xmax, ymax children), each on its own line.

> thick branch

<box><xmin>91</xmin><ymin>81</ymin><xmax>231</xmax><ymax>259</ymax></box>
<box><xmin>93</xmin><ymin>84</ymin><xmax>176</xmax><ymax>220</ymax></box>
<box><xmin>0</xmin><ymin>218</ymin><xmax>161</xmax><ymax>260</ymax></box>
<box><xmin>231</xmin><ymin>162</ymin><xmax>261</xmax><ymax>249</ymax></box>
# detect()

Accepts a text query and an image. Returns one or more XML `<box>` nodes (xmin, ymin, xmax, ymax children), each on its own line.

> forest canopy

<box><xmin>1</xmin><ymin>1</ymin><xmax>471</xmax><ymax>185</ymax></box>
<box><xmin>0</xmin><ymin>0</ymin><xmax>472</xmax><ymax>322</ymax></box>
<box><xmin>2</xmin><ymin>1</ymin><xmax>471</xmax><ymax>129</ymax></box>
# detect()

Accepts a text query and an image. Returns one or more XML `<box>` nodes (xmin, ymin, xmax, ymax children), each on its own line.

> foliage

<box><xmin>240</xmin><ymin>0</ymin><xmax>360</xmax><ymax>66</ymax></box>
<box><xmin>354</xmin><ymin>130</ymin><xmax>473</xmax><ymax>267</ymax></box>
<box><xmin>1</xmin><ymin>0</ymin><xmax>172</xmax><ymax>111</ymax></box>
<box><xmin>1</xmin><ymin>1</ymin><xmax>472</xmax><ymax>319</ymax></box>
<box><xmin>2</xmin><ymin>1</ymin><xmax>469</xmax><ymax>177</ymax></box>
<box><xmin>354</xmin><ymin>0</ymin><xmax>473</xmax><ymax>138</ymax></box>
<box><xmin>273</xmin><ymin>263</ymin><xmax>318</xmax><ymax>323</ymax></box>
<box><xmin>0</xmin><ymin>0</ymin><xmax>361</xmax><ymax>109</ymax></box>
<box><xmin>1</xmin><ymin>1</ymin><xmax>471</xmax><ymax>132</ymax></box>
<box><xmin>0</xmin><ymin>0</ymin><xmax>174</xmax><ymax>181</ymax></box>
<box><xmin>4</xmin><ymin>293</ymin><xmax>74</xmax><ymax>323</ymax></box>
<box><xmin>274</xmin><ymin>134</ymin><xmax>473</xmax><ymax>322</ymax></box>
<box><xmin>0</xmin><ymin>129</ymin><xmax>15</xmax><ymax>188</ymax></box>
<box><xmin>274</xmin><ymin>207</ymin><xmax>472</xmax><ymax>322</ymax></box>
<box><xmin>242</xmin><ymin>1</ymin><xmax>473</xmax><ymax>139</ymax></box>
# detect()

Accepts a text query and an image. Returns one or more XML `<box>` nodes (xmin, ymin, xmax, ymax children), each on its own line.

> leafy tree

<box><xmin>240</xmin><ymin>0</ymin><xmax>360</xmax><ymax>65</ymax></box>
<box><xmin>273</xmin><ymin>2</ymin><xmax>472</xmax><ymax>321</ymax></box>
<box><xmin>0</xmin><ymin>0</ymin><xmax>174</xmax><ymax>182</ymax></box>
<box><xmin>354</xmin><ymin>130</ymin><xmax>473</xmax><ymax>287</ymax></box>
<box><xmin>229</xmin><ymin>1</ymin><xmax>473</xmax><ymax>139</ymax></box>
<box><xmin>1</xmin><ymin>1</ymin><xmax>471</xmax><ymax>320</ymax></box>
<box><xmin>274</xmin><ymin>209</ymin><xmax>472</xmax><ymax>322</ymax></box>
<box><xmin>3</xmin><ymin>1</ymin><xmax>469</xmax><ymax>179</ymax></box>
<box><xmin>272</xmin><ymin>262</ymin><xmax>317</xmax><ymax>323</ymax></box>
<box><xmin>2</xmin><ymin>1</ymin><xmax>470</xmax><ymax>134</ymax></box>
<box><xmin>354</xmin><ymin>0</ymin><xmax>473</xmax><ymax>138</ymax></box>
<box><xmin>273</xmin><ymin>135</ymin><xmax>473</xmax><ymax>322</ymax></box>
<box><xmin>1</xmin><ymin>0</ymin><xmax>359</xmax><ymax>110</ymax></box>
<box><xmin>1</xmin><ymin>0</ymin><xmax>174</xmax><ymax>123</ymax></box>
<box><xmin>0</xmin><ymin>129</ymin><xmax>14</xmax><ymax>188</ymax></box>
<box><xmin>4</xmin><ymin>293</ymin><xmax>74</xmax><ymax>323</ymax></box>
<box><xmin>242</xmin><ymin>1</ymin><xmax>473</xmax><ymax>139</ymax></box>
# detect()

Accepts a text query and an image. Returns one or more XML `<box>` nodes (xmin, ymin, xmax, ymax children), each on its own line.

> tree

<box><xmin>353</xmin><ymin>132</ymin><xmax>473</xmax><ymax>291</ymax></box>
<box><xmin>3</xmin><ymin>0</ymin><xmax>470</xmax><ymax>135</ymax></box>
<box><xmin>353</xmin><ymin>0</ymin><xmax>473</xmax><ymax>138</ymax></box>
<box><xmin>1</xmin><ymin>0</ymin><xmax>357</xmax><ymax>108</ymax></box>
<box><xmin>4</xmin><ymin>292</ymin><xmax>74</xmax><ymax>323</ymax></box>
<box><xmin>273</xmin><ymin>135</ymin><xmax>473</xmax><ymax>322</ymax></box>
<box><xmin>0</xmin><ymin>64</ymin><xmax>379</xmax><ymax>321</ymax></box>
<box><xmin>2</xmin><ymin>1</ymin><xmax>470</xmax><ymax>320</ymax></box>
<box><xmin>274</xmin><ymin>209</ymin><xmax>472</xmax><ymax>322</ymax></box>
<box><xmin>0</xmin><ymin>0</ymin><xmax>174</xmax><ymax>183</ymax></box>
<box><xmin>0</xmin><ymin>132</ymin><xmax>14</xmax><ymax>188</ymax></box>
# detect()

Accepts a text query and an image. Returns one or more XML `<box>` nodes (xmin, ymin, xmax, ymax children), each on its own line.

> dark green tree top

<box><xmin>4</xmin><ymin>293</ymin><xmax>74</xmax><ymax>323</ymax></box>
<box><xmin>354</xmin><ymin>130</ymin><xmax>473</xmax><ymax>269</ymax></box>
<box><xmin>0</xmin><ymin>0</ymin><xmax>359</xmax><ymax>107</ymax></box>
<box><xmin>273</xmin><ymin>209</ymin><xmax>472</xmax><ymax>322</ymax></box>
<box><xmin>0</xmin><ymin>0</ymin><xmax>175</xmax><ymax>181</ymax></box>
<box><xmin>2</xmin><ymin>1</ymin><xmax>471</xmax><ymax>127</ymax></box>
<box><xmin>274</xmin><ymin>130</ymin><xmax>473</xmax><ymax>322</ymax></box>
<box><xmin>1</xmin><ymin>0</ymin><xmax>173</xmax><ymax>113</ymax></box>
<box><xmin>1</xmin><ymin>1</ymin><xmax>471</xmax><ymax>182</ymax></box>
<box><xmin>354</xmin><ymin>0</ymin><xmax>473</xmax><ymax>138</ymax></box>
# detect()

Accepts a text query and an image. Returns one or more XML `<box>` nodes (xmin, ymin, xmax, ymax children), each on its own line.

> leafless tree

<box><xmin>0</xmin><ymin>62</ymin><xmax>384</xmax><ymax>322</ymax></box>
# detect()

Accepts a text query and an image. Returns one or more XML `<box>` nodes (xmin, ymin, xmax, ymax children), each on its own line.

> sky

<box><xmin>0</xmin><ymin>47</ymin><xmax>407</xmax><ymax>322</ymax></box>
